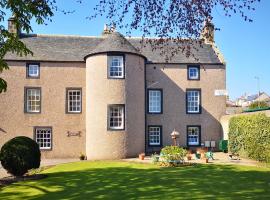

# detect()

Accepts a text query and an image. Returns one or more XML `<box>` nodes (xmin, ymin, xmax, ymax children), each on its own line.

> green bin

<box><xmin>219</xmin><ymin>140</ymin><xmax>228</xmax><ymax>153</ymax></box>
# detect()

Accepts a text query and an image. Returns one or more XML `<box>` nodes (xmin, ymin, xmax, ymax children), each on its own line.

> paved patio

<box><xmin>123</xmin><ymin>152</ymin><xmax>261</xmax><ymax>167</ymax></box>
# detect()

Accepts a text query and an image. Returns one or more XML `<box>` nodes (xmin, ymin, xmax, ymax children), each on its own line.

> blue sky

<box><xmin>11</xmin><ymin>1</ymin><xmax>270</xmax><ymax>100</ymax></box>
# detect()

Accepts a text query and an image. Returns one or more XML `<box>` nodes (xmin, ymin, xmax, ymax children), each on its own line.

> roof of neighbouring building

<box><xmin>4</xmin><ymin>32</ymin><xmax>224</xmax><ymax>64</ymax></box>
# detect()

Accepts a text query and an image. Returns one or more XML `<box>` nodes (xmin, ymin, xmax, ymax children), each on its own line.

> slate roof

<box><xmin>4</xmin><ymin>32</ymin><xmax>223</xmax><ymax>64</ymax></box>
<box><xmin>88</xmin><ymin>32</ymin><xmax>143</xmax><ymax>58</ymax></box>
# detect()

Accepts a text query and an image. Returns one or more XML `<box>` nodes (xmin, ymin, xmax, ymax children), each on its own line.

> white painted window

<box><xmin>148</xmin><ymin>126</ymin><xmax>161</xmax><ymax>146</ymax></box>
<box><xmin>108</xmin><ymin>56</ymin><xmax>124</xmax><ymax>78</ymax></box>
<box><xmin>35</xmin><ymin>127</ymin><xmax>52</xmax><ymax>150</ymax></box>
<box><xmin>26</xmin><ymin>88</ymin><xmax>41</xmax><ymax>113</ymax></box>
<box><xmin>148</xmin><ymin>90</ymin><xmax>162</xmax><ymax>113</ymax></box>
<box><xmin>109</xmin><ymin>105</ymin><xmax>124</xmax><ymax>130</ymax></box>
<box><xmin>188</xmin><ymin>66</ymin><xmax>199</xmax><ymax>80</ymax></box>
<box><xmin>187</xmin><ymin>90</ymin><xmax>200</xmax><ymax>113</ymax></box>
<box><xmin>27</xmin><ymin>64</ymin><xmax>39</xmax><ymax>77</ymax></box>
<box><xmin>187</xmin><ymin>126</ymin><xmax>200</xmax><ymax>146</ymax></box>
<box><xmin>67</xmin><ymin>89</ymin><xmax>82</xmax><ymax>113</ymax></box>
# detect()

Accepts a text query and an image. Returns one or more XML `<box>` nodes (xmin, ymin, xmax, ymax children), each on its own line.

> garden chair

<box><xmin>205</xmin><ymin>151</ymin><xmax>214</xmax><ymax>160</ymax></box>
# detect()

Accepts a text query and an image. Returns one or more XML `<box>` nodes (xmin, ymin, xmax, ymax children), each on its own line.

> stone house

<box><xmin>0</xmin><ymin>18</ymin><xmax>226</xmax><ymax>159</ymax></box>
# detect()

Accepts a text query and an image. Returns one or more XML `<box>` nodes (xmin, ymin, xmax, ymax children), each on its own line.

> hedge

<box><xmin>228</xmin><ymin>113</ymin><xmax>270</xmax><ymax>162</ymax></box>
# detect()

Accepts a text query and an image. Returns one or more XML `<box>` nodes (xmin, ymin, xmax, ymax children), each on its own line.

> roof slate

<box><xmin>4</xmin><ymin>33</ymin><xmax>223</xmax><ymax>64</ymax></box>
<box><xmin>88</xmin><ymin>32</ymin><xmax>142</xmax><ymax>57</ymax></box>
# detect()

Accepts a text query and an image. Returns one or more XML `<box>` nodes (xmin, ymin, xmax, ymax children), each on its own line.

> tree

<box><xmin>89</xmin><ymin>0</ymin><xmax>260</xmax><ymax>60</ymax></box>
<box><xmin>0</xmin><ymin>0</ymin><xmax>55</xmax><ymax>93</ymax></box>
<box><xmin>249</xmin><ymin>101</ymin><xmax>269</xmax><ymax>110</ymax></box>
<box><xmin>0</xmin><ymin>0</ymin><xmax>261</xmax><ymax>93</ymax></box>
<box><xmin>91</xmin><ymin>0</ymin><xmax>260</xmax><ymax>38</ymax></box>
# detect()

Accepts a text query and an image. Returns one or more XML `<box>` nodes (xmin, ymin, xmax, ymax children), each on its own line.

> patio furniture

<box><xmin>229</xmin><ymin>153</ymin><xmax>240</xmax><ymax>160</ymax></box>
<box><xmin>205</xmin><ymin>151</ymin><xmax>214</xmax><ymax>160</ymax></box>
<box><xmin>195</xmin><ymin>152</ymin><xmax>201</xmax><ymax>159</ymax></box>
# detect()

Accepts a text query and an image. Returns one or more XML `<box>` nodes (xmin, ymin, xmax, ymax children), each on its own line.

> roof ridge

<box><xmin>21</xmin><ymin>33</ymin><xmax>102</xmax><ymax>39</ymax></box>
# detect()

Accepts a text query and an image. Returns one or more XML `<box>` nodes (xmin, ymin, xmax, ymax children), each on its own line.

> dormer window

<box><xmin>108</xmin><ymin>55</ymin><xmax>124</xmax><ymax>79</ymax></box>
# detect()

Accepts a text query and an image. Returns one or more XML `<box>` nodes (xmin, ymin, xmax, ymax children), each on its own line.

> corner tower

<box><xmin>85</xmin><ymin>31</ymin><xmax>146</xmax><ymax>159</ymax></box>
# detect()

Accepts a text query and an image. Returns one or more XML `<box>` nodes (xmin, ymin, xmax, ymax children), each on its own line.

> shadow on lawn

<box><xmin>0</xmin><ymin>163</ymin><xmax>270</xmax><ymax>200</ymax></box>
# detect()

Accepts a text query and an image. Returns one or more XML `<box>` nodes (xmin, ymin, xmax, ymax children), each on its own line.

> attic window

<box><xmin>27</xmin><ymin>63</ymin><xmax>40</xmax><ymax>78</ymax></box>
<box><xmin>108</xmin><ymin>55</ymin><xmax>124</xmax><ymax>79</ymax></box>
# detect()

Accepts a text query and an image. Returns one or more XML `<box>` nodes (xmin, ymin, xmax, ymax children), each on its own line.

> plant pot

<box><xmin>206</xmin><ymin>158</ymin><xmax>209</xmax><ymax>163</ymax></box>
<box><xmin>79</xmin><ymin>156</ymin><xmax>85</xmax><ymax>160</ymax></box>
<box><xmin>139</xmin><ymin>154</ymin><xmax>145</xmax><ymax>160</ymax></box>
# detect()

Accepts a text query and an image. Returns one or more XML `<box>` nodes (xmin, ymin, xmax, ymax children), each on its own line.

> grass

<box><xmin>0</xmin><ymin>161</ymin><xmax>270</xmax><ymax>200</ymax></box>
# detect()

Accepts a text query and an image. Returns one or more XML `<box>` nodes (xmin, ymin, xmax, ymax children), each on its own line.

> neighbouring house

<box><xmin>235</xmin><ymin>92</ymin><xmax>270</xmax><ymax>107</ymax></box>
<box><xmin>0</xmin><ymin>18</ymin><xmax>226</xmax><ymax>159</ymax></box>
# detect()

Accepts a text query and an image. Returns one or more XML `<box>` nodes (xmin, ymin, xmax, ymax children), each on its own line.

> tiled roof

<box><xmin>4</xmin><ymin>33</ymin><xmax>223</xmax><ymax>64</ymax></box>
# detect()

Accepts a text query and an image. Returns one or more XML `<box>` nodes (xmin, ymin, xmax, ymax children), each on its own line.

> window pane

<box><xmin>187</xmin><ymin>90</ymin><xmax>200</xmax><ymax>113</ymax></box>
<box><xmin>26</xmin><ymin>88</ymin><xmax>41</xmax><ymax>113</ymax></box>
<box><xmin>35</xmin><ymin>128</ymin><xmax>52</xmax><ymax>150</ymax></box>
<box><xmin>188</xmin><ymin>67</ymin><xmax>199</xmax><ymax>79</ymax></box>
<box><xmin>187</xmin><ymin>126</ymin><xmax>200</xmax><ymax>146</ymax></box>
<box><xmin>109</xmin><ymin>105</ymin><xmax>124</xmax><ymax>129</ymax></box>
<box><xmin>28</xmin><ymin>64</ymin><xmax>39</xmax><ymax>77</ymax></box>
<box><xmin>149</xmin><ymin>90</ymin><xmax>161</xmax><ymax>113</ymax></box>
<box><xmin>108</xmin><ymin>56</ymin><xmax>124</xmax><ymax>78</ymax></box>
<box><xmin>148</xmin><ymin>126</ymin><xmax>161</xmax><ymax>145</ymax></box>
<box><xmin>67</xmin><ymin>89</ymin><xmax>82</xmax><ymax>113</ymax></box>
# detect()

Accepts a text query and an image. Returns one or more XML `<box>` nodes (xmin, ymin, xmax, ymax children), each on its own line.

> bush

<box><xmin>229</xmin><ymin>114</ymin><xmax>270</xmax><ymax>162</ymax></box>
<box><xmin>160</xmin><ymin>146</ymin><xmax>187</xmax><ymax>164</ymax></box>
<box><xmin>0</xmin><ymin>136</ymin><xmax>41</xmax><ymax>176</ymax></box>
<box><xmin>249</xmin><ymin>101</ymin><xmax>269</xmax><ymax>109</ymax></box>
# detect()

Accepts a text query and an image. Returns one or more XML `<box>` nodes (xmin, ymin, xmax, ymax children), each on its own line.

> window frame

<box><xmin>107</xmin><ymin>54</ymin><xmax>125</xmax><ymax>79</ymax></box>
<box><xmin>26</xmin><ymin>63</ymin><xmax>40</xmax><ymax>79</ymax></box>
<box><xmin>148</xmin><ymin>125</ymin><xmax>162</xmax><ymax>147</ymax></box>
<box><xmin>107</xmin><ymin>104</ymin><xmax>125</xmax><ymax>131</ymax></box>
<box><xmin>34</xmin><ymin>126</ymin><xmax>53</xmax><ymax>150</ymax></box>
<box><xmin>186</xmin><ymin>89</ymin><xmax>201</xmax><ymax>114</ymax></box>
<box><xmin>187</xmin><ymin>65</ymin><xmax>200</xmax><ymax>80</ymax></box>
<box><xmin>186</xmin><ymin>125</ymin><xmax>201</xmax><ymax>147</ymax></box>
<box><xmin>24</xmin><ymin>87</ymin><xmax>42</xmax><ymax>114</ymax></box>
<box><xmin>66</xmin><ymin>88</ymin><xmax>82</xmax><ymax>114</ymax></box>
<box><xmin>147</xmin><ymin>89</ymin><xmax>163</xmax><ymax>114</ymax></box>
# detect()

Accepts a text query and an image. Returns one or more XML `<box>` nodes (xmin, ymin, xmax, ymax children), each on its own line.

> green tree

<box><xmin>0</xmin><ymin>0</ymin><xmax>261</xmax><ymax>92</ymax></box>
<box><xmin>0</xmin><ymin>0</ymin><xmax>55</xmax><ymax>93</ymax></box>
<box><xmin>249</xmin><ymin>101</ymin><xmax>269</xmax><ymax>109</ymax></box>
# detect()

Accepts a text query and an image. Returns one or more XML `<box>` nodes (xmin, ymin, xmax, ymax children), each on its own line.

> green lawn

<box><xmin>0</xmin><ymin>161</ymin><xmax>270</xmax><ymax>200</ymax></box>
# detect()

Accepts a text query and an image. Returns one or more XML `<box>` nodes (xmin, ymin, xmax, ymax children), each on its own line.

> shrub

<box><xmin>0</xmin><ymin>136</ymin><xmax>41</xmax><ymax>176</ymax></box>
<box><xmin>160</xmin><ymin>146</ymin><xmax>187</xmax><ymax>165</ymax></box>
<box><xmin>229</xmin><ymin>114</ymin><xmax>270</xmax><ymax>162</ymax></box>
<box><xmin>249</xmin><ymin>101</ymin><xmax>269</xmax><ymax>109</ymax></box>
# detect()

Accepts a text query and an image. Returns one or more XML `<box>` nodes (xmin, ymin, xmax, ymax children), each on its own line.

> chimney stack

<box><xmin>8</xmin><ymin>16</ymin><xmax>20</xmax><ymax>35</ymax></box>
<box><xmin>102</xmin><ymin>23</ymin><xmax>116</xmax><ymax>36</ymax></box>
<box><xmin>201</xmin><ymin>19</ymin><xmax>214</xmax><ymax>44</ymax></box>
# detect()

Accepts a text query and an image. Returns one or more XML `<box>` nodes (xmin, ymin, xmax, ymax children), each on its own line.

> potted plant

<box><xmin>187</xmin><ymin>153</ymin><xmax>192</xmax><ymax>160</ymax></box>
<box><xmin>187</xmin><ymin>150</ymin><xmax>192</xmax><ymax>160</ymax></box>
<box><xmin>139</xmin><ymin>153</ymin><xmax>145</xmax><ymax>160</ymax></box>
<box><xmin>79</xmin><ymin>153</ymin><xmax>86</xmax><ymax>160</ymax></box>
